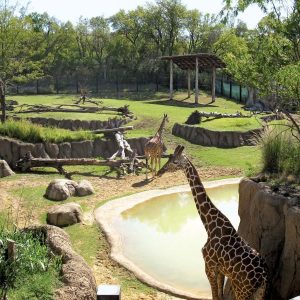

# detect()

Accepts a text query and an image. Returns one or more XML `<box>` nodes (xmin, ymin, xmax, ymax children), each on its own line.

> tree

<box><xmin>0</xmin><ymin>0</ymin><xmax>42</xmax><ymax>123</ymax></box>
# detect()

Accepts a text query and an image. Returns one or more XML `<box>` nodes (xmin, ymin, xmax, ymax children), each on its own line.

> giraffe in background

<box><xmin>144</xmin><ymin>114</ymin><xmax>169</xmax><ymax>180</ymax></box>
<box><xmin>157</xmin><ymin>145</ymin><xmax>269</xmax><ymax>300</ymax></box>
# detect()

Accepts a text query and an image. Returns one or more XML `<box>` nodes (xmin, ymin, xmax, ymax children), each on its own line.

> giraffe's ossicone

<box><xmin>158</xmin><ymin>145</ymin><xmax>270</xmax><ymax>300</ymax></box>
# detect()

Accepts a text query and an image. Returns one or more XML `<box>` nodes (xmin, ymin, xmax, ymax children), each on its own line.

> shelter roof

<box><xmin>161</xmin><ymin>53</ymin><xmax>226</xmax><ymax>70</ymax></box>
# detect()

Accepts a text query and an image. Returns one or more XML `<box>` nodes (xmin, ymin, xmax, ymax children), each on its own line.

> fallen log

<box><xmin>91</xmin><ymin>126</ymin><xmax>133</xmax><ymax>134</ymax></box>
<box><xmin>185</xmin><ymin>110</ymin><xmax>251</xmax><ymax>125</ymax></box>
<box><xmin>16</xmin><ymin>153</ymin><xmax>145</xmax><ymax>177</ymax></box>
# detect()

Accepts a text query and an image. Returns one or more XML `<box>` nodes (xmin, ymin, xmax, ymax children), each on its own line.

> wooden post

<box><xmin>187</xmin><ymin>69</ymin><xmax>191</xmax><ymax>98</ymax></box>
<box><xmin>212</xmin><ymin>66</ymin><xmax>216</xmax><ymax>102</ymax></box>
<box><xmin>169</xmin><ymin>59</ymin><xmax>173</xmax><ymax>100</ymax></box>
<box><xmin>7</xmin><ymin>239</ymin><xmax>16</xmax><ymax>261</ymax></box>
<box><xmin>36</xmin><ymin>79</ymin><xmax>39</xmax><ymax>94</ymax></box>
<box><xmin>229</xmin><ymin>81</ymin><xmax>232</xmax><ymax>99</ymax></box>
<box><xmin>239</xmin><ymin>85</ymin><xmax>242</xmax><ymax>102</ymax></box>
<box><xmin>195</xmin><ymin>57</ymin><xmax>199</xmax><ymax>104</ymax></box>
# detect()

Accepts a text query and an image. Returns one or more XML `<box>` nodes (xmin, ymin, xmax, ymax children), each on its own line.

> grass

<box><xmin>260</xmin><ymin>125</ymin><xmax>300</xmax><ymax>178</ymax></box>
<box><xmin>0</xmin><ymin>119</ymin><xmax>95</xmax><ymax>143</ymax></box>
<box><xmin>0</xmin><ymin>226</ymin><xmax>61</xmax><ymax>299</ymax></box>
<box><xmin>64</xmin><ymin>224</ymin><xmax>102</xmax><ymax>266</ymax></box>
<box><xmin>9</xmin><ymin>92</ymin><xmax>263</xmax><ymax>135</ymax></box>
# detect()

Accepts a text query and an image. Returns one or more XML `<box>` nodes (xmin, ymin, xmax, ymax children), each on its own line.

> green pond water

<box><xmin>113</xmin><ymin>183</ymin><xmax>239</xmax><ymax>298</ymax></box>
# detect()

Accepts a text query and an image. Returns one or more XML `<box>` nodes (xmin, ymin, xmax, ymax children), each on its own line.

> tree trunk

<box><xmin>246</xmin><ymin>87</ymin><xmax>255</xmax><ymax>107</ymax></box>
<box><xmin>0</xmin><ymin>80</ymin><xmax>6</xmax><ymax>124</ymax></box>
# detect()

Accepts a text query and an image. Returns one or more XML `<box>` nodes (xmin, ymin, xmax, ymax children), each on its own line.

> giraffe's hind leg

<box><xmin>251</xmin><ymin>281</ymin><xmax>267</xmax><ymax>300</ymax></box>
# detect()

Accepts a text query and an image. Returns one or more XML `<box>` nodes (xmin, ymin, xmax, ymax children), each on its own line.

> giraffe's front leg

<box><xmin>217</xmin><ymin>272</ymin><xmax>225</xmax><ymax>299</ymax></box>
<box><xmin>205</xmin><ymin>263</ymin><xmax>220</xmax><ymax>300</ymax></box>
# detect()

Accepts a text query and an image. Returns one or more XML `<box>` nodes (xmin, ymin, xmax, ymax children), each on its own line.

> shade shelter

<box><xmin>161</xmin><ymin>53</ymin><xmax>226</xmax><ymax>104</ymax></box>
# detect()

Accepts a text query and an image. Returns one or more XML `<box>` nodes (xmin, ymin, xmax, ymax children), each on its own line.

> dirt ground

<box><xmin>0</xmin><ymin>166</ymin><xmax>242</xmax><ymax>300</ymax></box>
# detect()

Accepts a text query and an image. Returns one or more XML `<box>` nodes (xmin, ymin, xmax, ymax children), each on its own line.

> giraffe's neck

<box><xmin>182</xmin><ymin>157</ymin><xmax>234</xmax><ymax>236</ymax></box>
<box><xmin>155</xmin><ymin>117</ymin><xmax>166</xmax><ymax>138</ymax></box>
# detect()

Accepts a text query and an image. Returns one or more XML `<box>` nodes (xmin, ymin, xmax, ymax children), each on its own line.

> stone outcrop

<box><xmin>77</xmin><ymin>180</ymin><xmax>95</xmax><ymax>197</ymax></box>
<box><xmin>45</xmin><ymin>179</ymin><xmax>78</xmax><ymax>201</ymax></box>
<box><xmin>172</xmin><ymin>123</ymin><xmax>262</xmax><ymax>148</ymax></box>
<box><xmin>47</xmin><ymin>202</ymin><xmax>83</xmax><ymax>227</ymax></box>
<box><xmin>225</xmin><ymin>178</ymin><xmax>300</xmax><ymax>299</ymax></box>
<box><xmin>45</xmin><ymin>179</ymin><xmax>95</xmax><ymax>201</ymax></box>
<box><xmin>28</xmin><ymin>225</ymin><xmax>96</xmax><ymax>300</ymax></box>
<box><xmin>0</xmin><ymin>136</ymin><xmax>149</xmax><ymax>169</ymax></box>
<box><xmin>0</xmin><ymin>160</ymin><xmax>15</xmax><ymax>177</ymax></box>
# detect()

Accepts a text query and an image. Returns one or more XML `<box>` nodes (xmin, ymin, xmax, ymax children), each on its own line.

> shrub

<box><xmin>260</xmin><ymin>125</ymin><xmax>300</xmax><ymax>178</ymax></box>
<box><xmin>0</xmin><ymin>217</ymin><xmax>61</xmax><ymax>299</ymax></box>
<box><xmin>0</xmin><ymin>119</ymin><xmax>95</xmax><ymax>143</ymax></box>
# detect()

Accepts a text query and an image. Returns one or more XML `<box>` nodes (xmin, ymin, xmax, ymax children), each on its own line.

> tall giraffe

<box><xmin>144</xmin><ymin>114</ymin><xmax>168</xmax><ymax>179</ymax></box>
<box><xmin>157</xmin><ymin>145</ymin><xmax>269</xmax><ymax>300</ymax></box>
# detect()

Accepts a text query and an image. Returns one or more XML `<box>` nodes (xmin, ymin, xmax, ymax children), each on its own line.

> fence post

<box><xmin>36</xmin><ymin>80</ymin><xmax>39</xmax><ymax>94</ymax></box>
<box><xmin>229</xmin><ymin>81</ymin><xmax>232</xmax><ymax>99</ymax></box>
<box><xmin>56</xmin><ymin>77</ymin><xmax>59</xmax><ymax>94</ymax></box>
<box><xmin>7</xmin><ymin>239</ymin><xmax>16</xmax><ymax>261</ymax></box>
<box><xmin>239</xmin><ymin>85</ymin><xmax>242</xmax><ymax>102</ymax></box>
<box><xmin>220</xmin><ymin>79</ymin><xmax>224</xmax><ymax>96</ymax></box>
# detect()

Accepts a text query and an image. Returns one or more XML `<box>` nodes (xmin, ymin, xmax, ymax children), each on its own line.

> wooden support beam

<box><xmin>187</xmin><ymin>69</ymin><xmax>191</xmax><ymax>98</ymax></box>
<box><xmin>169</xmin><ymin>59</ymin><xmax>174</xmax><ymax>100</ymax></box>
<box><xmin>195</xmin><ymin>57</ymin><xmax>199</xmax><ymax>104</ymax></box>
<box><xmin>212</xmin><ymin>66</ymin><xmax>216</xmax><ymax>102</ymax></box>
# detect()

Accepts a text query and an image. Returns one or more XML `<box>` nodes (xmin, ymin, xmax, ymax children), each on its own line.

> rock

<box><xmin>0</xmin><ymin>160</ymin><xmax>15</xmax><ymax>177</ymax></box>
<box><xmin>71</xmin><ymin>140</ymin><xmax>93</xmax><ymax>158</ymax></box>
<box><xmin>46</xmin><ymin>202</ymin><xmax>83</xmax><ymax>227</ymax></box>
<box><xmin>45</xmin><ymin>143</ymin><xmax>60</xmax><ymax>158</ymax></box>
<box><xmin>58</xmin><ymin>142</ymin><xmax>71</xmax><ymax>158</ymax></box>
<box><xmin>225</xmin><ymin>178</ymin><xmax>300</xmax><ymax>299</ymax></box>
<box><xmin>45</xmin><ymin>179</ymin><xmax>78</xmax><ymax>201</ymax></box>
<box><xmin>76</xmin><ymin>180</ymin><xmax>94</xmax><ymax>197</ymax></box>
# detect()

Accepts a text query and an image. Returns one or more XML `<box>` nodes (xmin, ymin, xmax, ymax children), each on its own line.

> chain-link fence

<box><xmin>8</xmin><ymin>70</ymin><xmax>248</xmax><ymax>103</ymax></box>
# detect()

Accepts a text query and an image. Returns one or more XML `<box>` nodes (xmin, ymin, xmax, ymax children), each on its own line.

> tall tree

<box><xmin>0</xmin><ymin>0</ymin><xmax>42</xmax><ymax>123</ymax></box>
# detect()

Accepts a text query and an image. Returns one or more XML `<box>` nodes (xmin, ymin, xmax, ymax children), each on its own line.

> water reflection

<box><xmin>114</xmin><ymin>183</ymin><xmax>239</xmax><ymax>297</ymax></box>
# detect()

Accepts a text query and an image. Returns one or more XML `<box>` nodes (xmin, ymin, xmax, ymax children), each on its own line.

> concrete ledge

<box><xmin>95</xmin><ymin>178</ymin><xmax>242</xmax><ymax>300</ymax></box>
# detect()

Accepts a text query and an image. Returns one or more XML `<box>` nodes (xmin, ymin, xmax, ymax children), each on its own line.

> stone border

<box><xmin>95</xmin><ymin>178</ymin><xmax>242</xmax><ymax>300</ymax></box>
<box><xmin>0</xmin><ymin>136</ymin><xmax>149</xmax><ymax>168</ymax></box>
<box><xmin>28</xmin><ymin>225</ymin><xmax>96</xmax><ymax>300</ymax></box>
<box><xmin>172</xmin><ymin>123</ymin><xmax>262</xmax><ymax>148</ymax></box>
<box><xmin>13</xmin><ymin>116</ymin><xmax>130</xmax><ymax>131</ymax></box>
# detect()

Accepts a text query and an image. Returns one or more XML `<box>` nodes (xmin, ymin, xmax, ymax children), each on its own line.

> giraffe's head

<box><xmin>157</xmin><ymin>145</ymin><xmax>186</xmax><ymax>176</ymax></box>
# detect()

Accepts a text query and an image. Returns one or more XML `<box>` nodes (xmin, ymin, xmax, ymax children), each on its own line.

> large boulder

<box><xmin>46</xmin><ymin>202</ymin><xmax>83</xmax><ymax>227</ymax></box>
<box><xmin>225</xmin><ymin>178</ymin><xmax>300</xmax><ymax>300</ymax></box>
<box><xmin>45</xmin><ymin>179</ymin><xmax>78</xmax><ymax>201</ymax></box>
<box><xmin>0</xmin><ymin>160</ymin><xmax>15</xmax><ymax>177</ymax></box>
<box><xmin>77</xmin><ymin>180</ymin><xmax>95</xmax><ymax>197</ymax></box>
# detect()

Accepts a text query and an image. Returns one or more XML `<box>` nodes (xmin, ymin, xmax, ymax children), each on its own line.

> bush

<box><xmin>0</xmin><ymin>219</ymin><xmax>61</xmax><ymax>299</ymax></box>
<box><xmin>260</xmin><ymin>125</ymin><xmax>300</xmax><ymax>178</ymax></box>
<box><xmin>0</xmin><ymin>119</ymin><xmax>95</xmax><ymax>143</ymax></box>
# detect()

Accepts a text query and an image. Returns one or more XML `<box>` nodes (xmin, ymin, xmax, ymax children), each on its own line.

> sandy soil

<box><xmin>0</xmin><ymin>166</ymin><xmax>242</xmax><ymax>300</ymax></box>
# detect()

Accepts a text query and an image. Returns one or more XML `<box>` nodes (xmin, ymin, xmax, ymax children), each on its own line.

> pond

<box><xmin>95</xmin><ymin>178</ymin><xmax>241</xmax><ymax>299</ymax></box>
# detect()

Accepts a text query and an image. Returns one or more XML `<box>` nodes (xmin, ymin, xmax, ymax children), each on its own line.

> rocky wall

<box><xmin>0</xmin><ymin>136</ymin><xmax>149</xmax><ymax>168</ymax></box>
<box><xmin>13</xmin><ymin>116</ymin><xmax>129</xmax><ymax>131</ymax></box>
<box><xmin>172</xmin><ymin>123</ymin><xmax>262</xmax><ymax>148</ymax></box>
<box><xmin>225</xmin><ymin>178</ymin><xmax>300</xmax><ymax>299</ymax></box>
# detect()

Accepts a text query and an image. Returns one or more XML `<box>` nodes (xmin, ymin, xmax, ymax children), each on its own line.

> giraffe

<box><xmin>157</xmin><ymin>145</ymin><xmax>269</xmax><ymax>300</ymax></box>
<box><xmin>144</xmin><ymin>114</ymin><xmax>169</xmax><ymax>179</ymax></box>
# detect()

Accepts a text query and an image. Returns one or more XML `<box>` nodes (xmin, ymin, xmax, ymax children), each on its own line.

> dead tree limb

<box><xmin>16</xmin><ymin>153</ymin><xmax>144</xmax><ymax>177</ymax></box>
<box><xmin>91</xmin><ymin>126</ymin><xmax>133</xmax><ymax>134</ymax></box>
